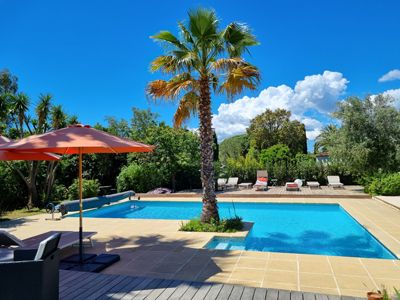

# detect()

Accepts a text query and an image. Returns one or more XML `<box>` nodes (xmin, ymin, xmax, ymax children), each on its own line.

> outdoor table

<box><xmin>238</xmin><ymin>183</ymin><xmax>253</xmax><ymax>189</ymax></box>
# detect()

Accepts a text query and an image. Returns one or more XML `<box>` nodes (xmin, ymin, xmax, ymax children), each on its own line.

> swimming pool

<box><xmin>72</xmin><ymin>201</ymin><xmax>396</xmax><ymax>259</ymax></box>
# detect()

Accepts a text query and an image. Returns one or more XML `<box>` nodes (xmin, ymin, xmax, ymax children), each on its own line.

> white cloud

<box><xmin>212</xmin><ymin>71</ymin><xmax>348</xmax><ymax>141</ymax></box>
<box><xmin>382</xmin><ymin>88</ymin><xmax>400</xmax><ymax>109</ymax></box>
<box><xmin>378</xmin><ymin>69</ymin><xmax>400</xmax><ymax>82</ymax></box>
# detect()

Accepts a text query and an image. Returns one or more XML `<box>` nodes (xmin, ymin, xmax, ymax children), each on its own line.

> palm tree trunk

<box><xmin>199</xmin><ymin>75</ymin><xmax>219</xmax><ymax>223</ymax></box>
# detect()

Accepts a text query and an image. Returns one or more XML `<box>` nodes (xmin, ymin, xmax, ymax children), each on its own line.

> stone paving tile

<box><xmin>230</xmin><ymin>268</ymin><xmax>265</xmax><ymax>282</ymax></box>
<box><xmin>261</xmin><ymin>281</ymin><xmax>299</xmax><ymax>291</ymax></box>
<box><xmin>267</xmin><ymin>259</ymin><xmax>298</xmax><ymax>272</ymax></box>
<box><xmin>299</xmin><ymin>260</ymin><xmax>332</xmax><ymax>274</ymax></box>
<box><xmin>263</xmin><ymin>270</ymin><xmax>298</xmax><ymax>285</ymax></box>
<box><xmin>335</xmin><ymin>275</ymin><xmax>376</xmax><ymax>290</ymax></box>
<box><xmin>236</xmin><ymin>257</ymin><xmax>267</xmax><ymax>269</ymax></box>
<box><xmin>299</xmin><ymin>273</ymin><xmax>337</xmax><ymax>289</ymax></box>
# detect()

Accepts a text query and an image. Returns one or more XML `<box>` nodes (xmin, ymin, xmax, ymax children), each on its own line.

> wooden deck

<box><xmin>59</xmin><ymin>270</ymin><xmax>365</xmax><ymax>300</ymax></box>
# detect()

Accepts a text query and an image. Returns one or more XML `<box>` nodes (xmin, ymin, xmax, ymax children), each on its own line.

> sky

<box><xmin>1</xmin><ymin>0</ymin><xmax>400</xmax><ymax>150</ymax></box>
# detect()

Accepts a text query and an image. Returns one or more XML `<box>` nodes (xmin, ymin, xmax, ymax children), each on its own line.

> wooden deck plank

<box><xmin>135</xmin><ymin>278</ymin><xmax>163</xmax><ymax>300</ymax></box>
<box><xmin>98</xmin><ymin>276</ymin><xmax>146</xmax><ymax>300</ymax></box>
<box><xmin>278</xmin><ymin>290</ymin><xmax>291</xmax><ymax>300</ymax></box>
<box><xmin>241</xmin><ymin>286</ymin><xmax>256</xmax><ymax>299</ymax></box>
<box><xmin>206</xmin><ymin>283</ymin><xmax>224</xmax><ymax>299</ymax></box>
<box><xmin>167</xmin><ymin>281</ymin><xmax>191</xmax><ymax>300</ymax></box>
<box><xmin>253</xmin><ymin>288</ymin><xmax>267</xmax><ymax>300</ymax></box>
<box><xmin>144</xmin><ymin>279</ymin><xmax>175</xmax><ymax>300</ymax></box>
<box><xmin>57</xmin><ymin>270</ymin><xmax>360</xmax><ymax>300</ymax></box>
<box><xmin>120</xmin><ymin>277</ymin><xmax>153</xmax><ymax>300</ymax></box>
<box><xmin>72</xmin><ymin>274</ymin><xmax>114</xmax><ymax>300</ymax></box>
<box><xmin>291</xmin><ymin>291</ymin><xmax>304</xmax><ymax>300</ymax></box>
<box><xmin>60</xmin><ymin>272</ymin><xmax>101</xmax><ymax>298</ymax></box>
<box><xmin>181</xmin><ymin>281</ymin><xmax>204</xmax><ymax>300</ymax></box>
<box><xmin>95</xmin><ymin>276</ymin><xmax>138</xmax><ymax>300</ymax></box>
<box><xmin>191</xmin><ymin>282</ymin><xmax>213</xmax><ymax>300</ymax></box>
<box><xmin>266</xmin><ymin>289</ymin><xmax>279</xmax><ymax>300</ymax></box>
<box><xmin>216</xmin><ymin>284</ymin><xmax>234</xmax><ymax>300</ymax></box>
<box><xmin>227</xmin><ymin>285</ymin><xmax>244</xmax><ymax>300</ymax></box>
<box><xmin>63</xmin><ymin>288</ymin><xmax>87</xmax><ymax>300</ymax></box>
<box><xmin>328</xmin><ymin>295</ymin><xmax>341</xmax><ymax>300</ymax></box>
<box><xmin>303</xmin><ymin>292</ymin><xmax>316</xmax><ymax>300</ymax></box>
<box><xmin>84</xmin><ymin>275</ymin><xmax>127</xmax><ymax>300</ymax></box>
<box><xmin>316</xmin><ymin>294</ymin><xmax>329</xmax><ymax>300</ymax></box>
<box><xmin>134</xmin><ymin>278</ymin><xmax>164</xmax><ymax>300</ymax></box>
<box><xmin>156</xmin><ymin>280</ymin><xmax>183</xmax><ymax>300</ymax></box>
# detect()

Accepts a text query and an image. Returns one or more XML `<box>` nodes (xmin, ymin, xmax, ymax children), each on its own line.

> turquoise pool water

<box><xmin>72</xmin><ymin>201</ymin><xmax>396</xmax><ymax>259</ymax></box>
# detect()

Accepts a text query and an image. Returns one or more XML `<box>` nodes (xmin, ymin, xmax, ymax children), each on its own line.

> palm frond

<box><xmin>222</xmin><ymin>22</ymin><xmax>259</xmax><ymax>57</ymax></box>
<box><xmin>146</xmin><ymin>80</ymin><xmax>171</xmax><ymax>99</ymax></box>
<box><xmin>150</xmin><ymin>56</ymin><xmax>180</xmax><ymax>73</ymax></box>
<box><xmin>167</xmin><ymin>73</ymin><xmax>198</xmax><ymax>98</ymax></box>
<box><xmin>219</xmin><ymin>63</ymin><xmax>260</xmax><ymax>98</ymax></box>
<box><xmin>188</xmin><ymin>8</ymin><xmax>218</xmax><ymax>41</ymax></box>
<box><xmin>151</xmin><ymin>31</ymin><xmax>188</xmax><ymax>51</ymax></box>
<box><xmin>173</xmin><ymin>91</ymin><xmax>199</xmax><ymax>127</ymax></box>
<box><xmin>212</xmin><ymin>57</ymin><xmax>244</xmax><ymax>72</ymax></box>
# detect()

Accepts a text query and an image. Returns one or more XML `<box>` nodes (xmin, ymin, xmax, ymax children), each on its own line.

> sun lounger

<box><xmin>225</xmin><ymin>177</ymin><xmax>239</xmax><ymax>190</ymax></box>
<box><xmin>285</xmin><ymin>179</ymin><xmax>302</xmax><ymax>191</ymax></box>
<box><xmin>307</xmin><ymin>181</ymin><xmax>320</xmax><ymax>189</ymax></box>
<box><xmin>327</xmin><ymin>176</ymin><xmax>344</xmax><ymax>188</ymax></box>
<box><xmin>254</xmin><ymin>170</ymin><xmax>268</xmax><ymax>191</ymax></box>
<box><xmin>0</xmin><ymin>229</ymin><xmax>24</xmax><ymax>247</ymax></box>
<box><xmin>0</xmin><ymin>230</ymin><xmax>96</xmax><ymax>252</ymax></box>
<box><xmin>217</xmin><ymin>178</ymin><xmax>227</xmax><ymax>190</ymax></box>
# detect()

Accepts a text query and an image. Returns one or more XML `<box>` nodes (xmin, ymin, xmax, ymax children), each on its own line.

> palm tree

<box><xmin>314</xmin><ymin>124</ymin><xmax>338</xmax><ymax>153</ymax></box>
<box><xmin>147</xmin><ymin>8</ymin><xmax>260</xmax><ymax>222</ymax></box>
<box><xmin>11</xmin><ymin>93</ymin><xmax>29</xmax><ymax>138</ymax></box>
<box><xmin>36</xmin><ymin>94</ymin><xmax>52</xmax><ymax>133</ymax></box>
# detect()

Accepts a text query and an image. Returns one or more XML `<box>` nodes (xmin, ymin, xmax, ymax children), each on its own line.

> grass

<box><xmin>0</xmin><ymin>208</ymin><xmax>46</xmax><ymax>222</ymax></box>
<box><xmin>180</xmin><ymin>216</ymin><xmax>244</xmax><ymax>233</ymax></box>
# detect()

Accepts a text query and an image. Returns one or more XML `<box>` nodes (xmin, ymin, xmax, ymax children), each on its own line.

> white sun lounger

<box><xmin>225</xmin><ymin>177</ymin><xmax>239</xmax><ymax>190</ymax></box>
<box><xmin>327</xmin><ymin>176</ymin><xmax>344</xmax><ymax>188</ymax></box>
<box><xmin>217</xmin><ymin>178</ymin><xmax>227</xmax><ymax>190</ymax></box>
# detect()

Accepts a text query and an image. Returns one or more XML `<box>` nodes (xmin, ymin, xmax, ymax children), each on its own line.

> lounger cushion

<box><xmin>286</xmin><ymin>183</ymin><xmax>298</xmax><ymax>188</ymax></box>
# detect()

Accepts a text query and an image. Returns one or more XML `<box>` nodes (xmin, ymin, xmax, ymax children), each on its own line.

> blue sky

<box><xmin>1</xmin><ymin>0</ymin><xmax>400</xmax><ymax>150</ymax></box>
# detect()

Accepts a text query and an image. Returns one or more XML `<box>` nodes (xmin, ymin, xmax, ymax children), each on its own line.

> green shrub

<box><xmin>50</xmin><ymin>184</ymin><xmax>68</xmax><ymax>202</ymax></box>
<box><xmin>116</xmin><ymin>163</ymin><xmax>158</xmax><ymax>193</ymax></box>
<box><xmin>180</xmin><ymin>216</ymin><xmax>244</xmax><ymax>233</ymax></box>
<box><xmin>365</xmin><ymin>173</ymin><xmax>400</xmax><ymax>196</ymax></box>
<box><xmin>68</xmin><ymin>179</ymin><xmax>100</xmax><ymax>199</ymax></box>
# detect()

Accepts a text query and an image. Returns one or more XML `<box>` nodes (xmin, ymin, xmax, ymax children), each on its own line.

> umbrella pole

<box><xmin>79</xmin><ymin>148</ymin><xmax>83</xmax><ymax>264</ymax></box>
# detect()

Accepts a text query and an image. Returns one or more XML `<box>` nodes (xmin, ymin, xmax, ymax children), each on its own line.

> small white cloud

<box><xmin>378</xmin><ymin>69</ymin><xmax>400</xmax><ymax>82</ymax></box>
<box><xmin>212</xmin><ymin>71</ymin><xmax>348</xmax><ymax>141</ymax></box>
<box><xmin>382</xmin><ymin>88</ymin><xmax>400</xmax><ymax>109</ymax></box>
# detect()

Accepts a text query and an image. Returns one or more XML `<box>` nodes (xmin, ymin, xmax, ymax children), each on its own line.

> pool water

<box><xmin>73</xmin><ymin>201</ymin><xmax>396</xmax><ymax>259</ymax></box>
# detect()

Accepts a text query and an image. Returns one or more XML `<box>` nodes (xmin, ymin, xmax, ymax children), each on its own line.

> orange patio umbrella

<box><xmin>0</xmin><ymin>135</ymin><xmax>60</xmax><ymax>161</ymax></box>
<box><xmin>0</xmin><ymin>125</ymin><xmax>153</xmax><ymax>263</ymax></box>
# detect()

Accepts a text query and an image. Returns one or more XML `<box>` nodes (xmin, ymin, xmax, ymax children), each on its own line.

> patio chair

<box><xmin>254</xmin><ymin>170</ymin><xmax>268</xmax><ymax>191</ymax></box>
<box><xmin>217</xmin><ymin>178</ymin><xmax>227</xmax><ymax>190</ymax></box>
<box><xmin>285</xmin><ymin>179</ymin><xmax>302</xmax><ymax>191</ymax></box>
<box><xmin>327</xmin><ymin>176</ymin><xmax>344</xmax><ymax>188</ymax></box>
<box><xmin>225</xmin><ymin>177</ymin><xmax>239</xmax><ymax>190</ymax></box>
<box><xmin>0</xmin><ymin>233</ymin><xmax>61</xmax><ymax>300</ymax></box>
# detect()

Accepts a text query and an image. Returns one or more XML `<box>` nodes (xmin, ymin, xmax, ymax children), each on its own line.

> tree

<box><xmin>313</xmin><ymin>124</ymin><xmax>337</xmax><ymax>153</ymax></box>
<box><xmin>147</xmin><ymin>8</ymin><xmax>260</xmax><ymax>222</ymax></box>
<box><xmin>219</xmin><ymin>134</ymin><xmax>250</xmax><ymax>162</ymax></box>
<box><xmin>247</xmin><ymin>109</ymin><xmax>307</xmax><ymax>154</ymax></box>
<box><xmin>318</xmin><ymin>95</ymin><xmax>400</xmax><ymax>176</ymax></box>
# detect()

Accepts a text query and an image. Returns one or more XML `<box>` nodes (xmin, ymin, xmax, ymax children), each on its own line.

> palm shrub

<box><xmin>147</xmin><ymin>8</ymin><xmax>260</xmax><ymax>222</ymax></box>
